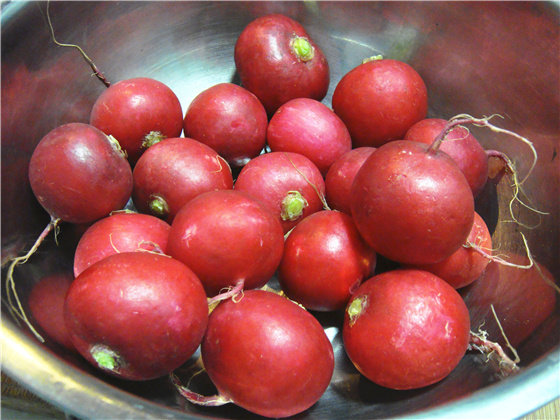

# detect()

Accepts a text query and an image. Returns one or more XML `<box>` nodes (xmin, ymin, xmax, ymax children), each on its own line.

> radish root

<box><xmin>170</xmin><ymin>372</ymin><xmax>232</xmax><ymax>407</ymax></box>
<box><xmin>4</xmin><ymin>216</ymin><xmax>62</xmax><ymax>342</ymax></box>
<box><xmin>464</xmin><ymin>232</ymin><xmax>534</xmax><ymax>269</ymax></box>
<box><xmin>207</xmin><ymin>279</ymin><xmax>245</xmax><ymax>307</ymax></box>
<box><xmin>283</xmin><ymin>152</ymin><xmax>330</xmax><ymax>210</ymax></box>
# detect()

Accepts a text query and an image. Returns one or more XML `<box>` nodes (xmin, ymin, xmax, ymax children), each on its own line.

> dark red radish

<box><xmin>404</xmin><ymin>118</ymin><xmax>489</xmax><ymax>197</ymax></box>
<box><xmin>332</xmin><ymin>58</ymin><xmax>427</xmax><ymax>148</ymax></box>
<box><xmin>343</xmin><ymin>269</ymin><xmax>471</xmax><ymax>390</ymax></box>
<box><xmin>90</xmin><ymin>77</ymin><xmax>183</xmax><ymax>164</ymax></box>
<box><xmin>64</xmin><ymin>252</ymin><xmax>208</xmax><ymax>381</ymax></box>
<box><xmin>234</xmin><ymin>151</ymin><xmax>326</xmax><ymax>234</ymax></box>
<box><xmin>132</xmin><ymin>137</ymin><xmax>234</xmax><ymax>223</ymax></box>
<box><xmin>279</xmin><ymin>210</ymin><xmax>376</xmax><ymax>311</ymax></box>
<box><xmin>167</xmin><ymin>190</ymin><xmax>284</xmax><ymax>297</ymax></box>
<box><xmin>234</xmin><ymin>14</ymin><xmax>330</xmax><ymax>115</ymax></box>
<box><xmin>462</xmin><ymin>253</ymin><xmax>557</xmax><ymax>347</ymax></box>
<box><xmin>351</xmin><ymin>140</ymin><xmax>474</xmax><ymax>265</ymax></box>
<box><xmin>173</xmin><ymin>289</ymin><xmax>334</xmax><ymax>418</ymax></box>
<box><xmin>73</xmin><ymin>211</ymin><xmax>171</xmax><ymax>277</ymax></box>
<box><xmin>28</xmin><ymin>272</ymin><xmax>75</xmax><ymax>351</ymax></box>
<box><xmin>325</xmin><ymin>147</ymin><xmax>376</xmax><ymax>214</ymax></box>
<box><xmin>183</xmin><ymin>83</ymin><xmax>267</xmax><ymax>168</ymax></box>
<box><xmin>267</xmin><ymin>98</ymin><xmax>352</xmax><ymax>176</ymax></box>
<box><xmin>412</xmin><ymin>212</ymin><xmax>492</xmax><ymax>289</ymax></box>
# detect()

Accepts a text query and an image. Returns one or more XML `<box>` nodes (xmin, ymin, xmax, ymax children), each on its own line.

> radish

<box><xmin>73</xmin><ymin>211</ymin><xmax>171</xmax><ymax>277</ymax></box>
<box><xmin>183</xmin><ymin>83</ymin><xmax>268</xmax><ymax>168</ymax></box>
<box><xmin>350</xmin><ymin>139</ymin><xmax>474</xmax><ymax>265</ymax></box>
<box><xmin>411</xmin><ymin>211</ymin><xmax>492</xmax><ymax>289</ymax></box>
<box><xmin>325</xmin><ymin>147</ymin><xmax>376</xmax><ymax>214</ymax></box>
<box><xmin>166</xmin><ymin>190</ymin><xmax>284</xmax><ymax>298</ymax></box>
<box><xmin>343</xmin><ymin>269</ymin><xmax>471</xmax><ymax>390</ymax></box>
<box><xmin>28</xmin><ymin>272</ymin><xmax>75</xmax><ymax>351</ymax></box>
<box><xmin>234</xmin><ymin>14</ymin><xmax>330</xmax><ymax>115</ymax></box>
<box><xmin>64</xmin><ymin>252</ymin><xmax>208</xmax><ymax>381</ymax></box>
<box><xmin>6</xmin><ymin>123</ymin><xmax>133</xmax><ymax>340</ymax></box>
<box><xmin>132</xmin><ymin>137</ymin><xmax>234</xmax><ymax>223</ymax></box>
<box><xmin>332</xmin><ymin>57</ymin><xmax>428</xmax><ymax>147</ymax></box>
<box><xmin>234</xmin><ymin>151</ymin><xmax>326</xmax><ymax>234</ymax></box>
<box><xmin>266</xmin><ymin>98</ymin><xmax>352</xmax><ymax>176</ymax></box>
<box><xmin>90</xmin><ymin>77</ymin><xmax>184</xmax><ymax>164</ymax></box>
<box><xmin>172</xmin><ymin>289</ymin><xmax>334</xmax><ymax>418</ymax></box>
<box><xmin>279</xmin><ymin>210</ymin><xmax>376</xmax><ymax>311</ymax></box>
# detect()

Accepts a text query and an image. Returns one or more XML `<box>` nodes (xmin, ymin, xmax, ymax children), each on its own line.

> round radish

<box><xmin>28</xmin><ymin>272</ymin><xmax>75</xmax><ymax>351</ymax></box>
<box><xmin>183</xmin><ymin>83</ymin><xmax>268</xmax><ymax>168</ymax></box>
<box><xmin>325</xmin><ymin>147</ymin><xmax>376</xmax><ymax>214</ymax></box>
<box><xmin>234</xmin><ymin>14</ymin><xmax>330</xmax><ymax>115</ymax></box>
<box><xmin>343</xmin><ymin>269</ymin><xmax>471</xmax><ymax>390</ymax></box>
<box><xmin>175</xmin><ymin>289</ymin><xmax>334</xmax><ymax>418</ymax></box>
<box><xmin>64</xmin><ymin>252</ymin><xmax>208</xmax><ymax>381</ymax></box>
<box><xmin>351</xmin><ymin>140</ymin><xmax>474</xmax><ymax>265</ymax></box>
<box><xmin>332</xmin><ymin>58</ymin><xmax>427</xmax><ymax>147</ymax></box>
<box><xmin>404</xmin><ymin>118</ymin><xmax>489</xmax><ymax>197</ymax></box>
<box><xmin>266</xmin><ymin>98</ymin><xmax>352</xmax><ymax>176</ymax></box>
<box><xmin>167</xmin><ymin>190</ymin><xmax>284</xmax><ymax>297</ymax></box>
<box><xmin>29</xmin><ymin>123</ymin><xmax>133</xmax><ymax>224</ymax></box>
<box><xmin>279</xmin><ymin>210</ymin><xmax>376</xmax><ymax>311</ymax></box>
<box><xmin>73</xmin><ymin>211</ymin><xmax>171</xmax><ymax>277</ymax></box>
<box><xmin>411</xmin><ymin>211</ymin><xmax>492</xmax><ymax>289</ymax></box>
<box><xmin>234</xmin><ymin>151</ymin><xmax>326</xmax><ymax>234</ymax></box>
<box><xmin>90</xmin><ymin>77</ymin><xmax>183</xmax><ymax>164</ymax></box>
<box><xmin>132</xmin><ymin>137</ymin><xmax>233</xmax><ymax>223</ymax></box>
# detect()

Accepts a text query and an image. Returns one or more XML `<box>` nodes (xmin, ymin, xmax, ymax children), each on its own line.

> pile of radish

<box><xmin>6</xmin><ymin>12</ymin><xmax>558</xmax><ymax>419</ymax></box>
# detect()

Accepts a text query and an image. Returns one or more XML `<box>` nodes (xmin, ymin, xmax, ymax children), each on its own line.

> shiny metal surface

<box><xmin>2</xmin><ymin>1</ymin><xmax>559</xmax><ymax>419</ymax></box>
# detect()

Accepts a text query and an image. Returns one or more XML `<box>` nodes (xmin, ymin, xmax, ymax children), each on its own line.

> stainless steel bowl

<box><xmin>2</xmin><ymin>2</ymin><xmax>559</xmax><ymax>419</ymax></box>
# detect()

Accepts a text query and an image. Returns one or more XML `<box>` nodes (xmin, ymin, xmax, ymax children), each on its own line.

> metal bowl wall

<box><xmin>2</xmin><ymin>2</ymin><xmax>559</xmax><ymax>419</ymax></box>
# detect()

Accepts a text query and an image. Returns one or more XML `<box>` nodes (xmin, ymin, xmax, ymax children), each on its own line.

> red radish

<box><xmin>28</xmin><ymin>272</ymin><xmax>75</xmax><ymax>350</ymax></box>
<box><xmin>267</xmin><ymin>98</ymin><xmax>352</xmax><ymax>176</ymax></box>
<box><xmin>234</xmin><ymin>14</ymin><xmax>330</xmax><ymax>115</ymax></box>
<box><xmin>234</xmin><ymin>151</ymin><xmax>326</xmax><ymax>234</ymax></box>
<box><xmin>412</xmin><ymin>212</ymin><xmax>492</xmax><ymax>289</ymax></box>
<box><xmin>351</xmin><ymin>140</ymin><xmax>474</xmax><ymax>265</ymax></box>
<box><xmin>73</xmin><ymin>211</ymin><xmax>171</xmax><ymax>277</ymax></box>
<box><xmin>173</xmin><ymin>289</ymin><xmax>334</xmax><ymax>418</ymax></box>
<box><xmin>90</xmin><ymin>77</ymin><xmax>183</xmax><ymax>164</ymax></box>
<box><xmin>279</xmin><ymin>210</ymin><xmax>376</xmax><ymax>311</ymax></box>
<box><xmin>64</xmin><ymin>252</ymin><xmax>208</xmax><ymax>381</ymax></box>
<box><xmin>332</xmin><ymin>58</ymin><xmax>427</xmax><ymax>148</ymax></box>
<box><xmin>404</xmin><ymin>118</ymin><xmax>489</xmax><ymax>197</ymax></box>
<box><xmin>325</xmin><ymin>147</ymin><xmax>376</xmax><ymax>214</ymax></box>
<box><xmin>462</xmin><ymin>253</ymin><xmax>557</xmax><ymax>347</ymax></box>
<box><xmin>132</xmin><ymin>137</ymin><xmax>234</xmax><ymax>223</ymax></box>
<box><xmin>183</xmin><ymin>83</ymin><xmax>267</xmax><ymax>168</ymax></box>
<box><xmin>343</xmin><ymin>269</ymin><xmax>471</xmax><ymax>390</ymax></box>
<box><xmin>167</xmin><ymin>190</ymin><xmax>284</xmax><ymax>297</ymax></box>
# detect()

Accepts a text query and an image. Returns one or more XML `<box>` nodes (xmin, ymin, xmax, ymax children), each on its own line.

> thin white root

<box><xmin>465</xmin><ymin>232</ymin><xmax>534</xmax><ymax>269</ymax></box>
<box><xmin>283</xmin><ymin>152</ymin><xmax>331</xmax><ymax>210</ymax></box>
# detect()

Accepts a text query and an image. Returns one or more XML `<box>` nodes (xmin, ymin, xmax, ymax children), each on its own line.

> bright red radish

<box><xmin>183</xmin><ymin>83</ymin><xmax>268</xmax><ymax>168</ymax></box>
<box><xmin>234</xmin><ymin>14</ymin><xmax>330</xmax><ymax>115</ymax></box>
<box><xmin>73</xmin><ymin>211</ymin><xmax>171</xmax><ymax>277</ymax></box>
<box><xmin>325</xmin><ymin>147</ymin><xmax>376</xmax><ymax>214</ymax></box>
<box><xmin>404</xmin><ymin>118</ymin><xmax>489</xmax><ymax>197</ymax></box>
<box><xmin>132</xmin><ymin>137</ymin><xmax>233</xmax><ymax>223</ymax></box>
<box><xmin>234</xmin><ymin>151</ymin><xmax>326</xmax><ymax>233</ymax></box>
<box><xmin>412</xmin><ymin>212</ymin><xmax>492</xmax><ymax>289</ymax></box>
<box><xmin>90</xmin><ymin>77</ymin><xmax>183</xmax><ymax>164</ymax></box>
<box><xmin>279</xmin><ymin>210</ymin><xmax>376</xmax><ymax>311</ymax></box>
<box><xmin>166</xmin><ymin>190</ymin><xmax>284</xmax><ymax>297</ymax></box>
<box><xmin>28</xmin><ymin>272</ymin><xmax>75</xmax><ymax>350</ymax></box>
<box><xmin>173</xmin><ymin>289</ymin><xmax>334</xmax><ymax>418</ymax></box>
<box><xmin>266</xmin><ymin>98</ymin><xmax>351</xmax><ymax>176</ymax></box>
<box><xmin>351</xmin><ymin>140</ymin><xmax>474</xmax><ymax>265</ymax></box>
<box><xmin>343</xmin><ymin>269</ymin><xmax>471</xmax><ymax>390</ymax></box>
<box><xmin>332</xmin><ymin>58</ymin><xmax>427</xmax><ymax>147</ymax></box>
<box><xmin>64</xmin><ymin>252</ymin><xmax>208</xmax><ymax>381</ymax></box>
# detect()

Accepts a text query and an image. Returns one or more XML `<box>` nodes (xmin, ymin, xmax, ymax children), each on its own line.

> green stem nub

<box><xmin>281</xmin><ymin>190</ymin><xmax>308</xmax><ymax>221</ymax></box>
<box><xmin>142</xmin><ymin>131</ymin><xmax>165</xmax><ymax>148</ymax></box>
<box><xmin>90</xmin><ymin>344</ymin><xmax>122</xmax><ymax>372</ymax></box>
<box><xmin>362</xmin><ymin>54</ymin><xmax>383</xmax><ymax>64</ymax></box>
<box><xmin>291</xmin><ymin>36</ymin><xmax>314</xmax><ymax>62</ymax></box>
<box><xmin>347</xmin><ymin>295</ymin><xmax>368</xmax><ymax>327</ymax></box>
<box><xmin>149</xmin><ymin>194</ymin><xmax>169</xmax><ymax>219</ymax></box>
